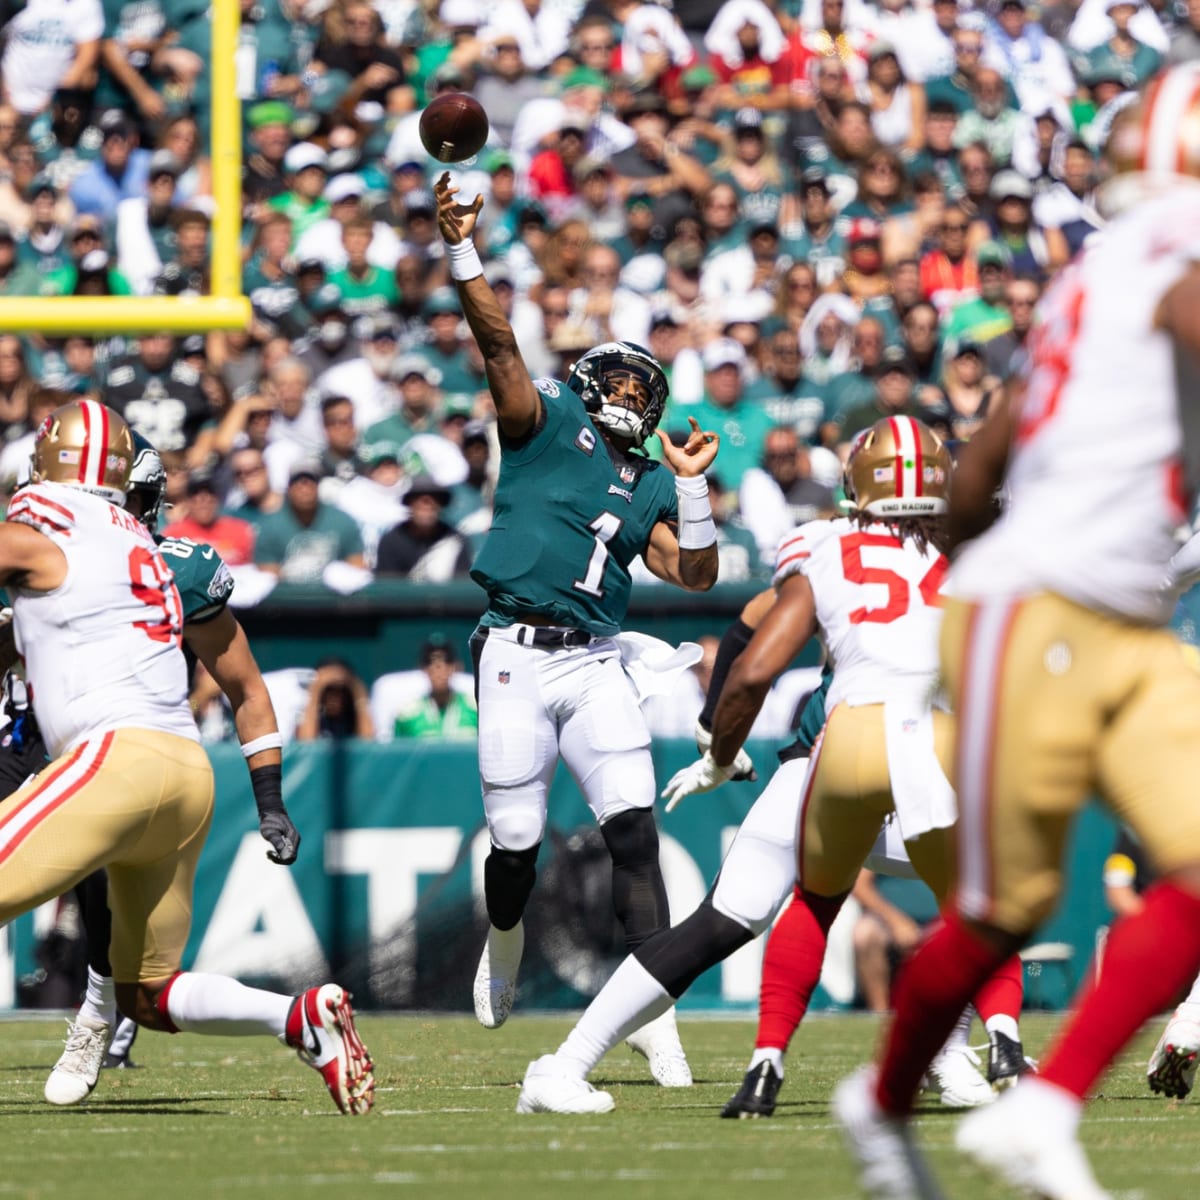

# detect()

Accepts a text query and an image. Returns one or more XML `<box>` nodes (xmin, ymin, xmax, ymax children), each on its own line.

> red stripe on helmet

<box><xmin>96</xmin><ymin>403</ymin><xmax>110</xmax><ymax>489</ymax></box>
<box><xmin>888</xmin><ymin>417</ymin><xmax>904</xmax><ymax>498</ymax></box>
<box><xmin>78</xmin><ymin>402</ymin><xmax>92</xmax><ymax>484</ymax></box>
<box><xmin>911</xmin><ymin>417</ymin><xmax>924</xmax><ymax>497</ymax></box>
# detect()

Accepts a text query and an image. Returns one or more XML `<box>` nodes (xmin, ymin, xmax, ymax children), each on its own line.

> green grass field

<box><xmin>0</xmin><ymin>1012</ymin><xmax>1191</xmax><ymax>1200</ymax></box>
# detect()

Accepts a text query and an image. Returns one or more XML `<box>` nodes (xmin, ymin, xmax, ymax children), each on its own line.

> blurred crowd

<box><xmin>0</xmin><ymin>0</ymin><xmax>1187</xmax><ymax>594</ymax></box>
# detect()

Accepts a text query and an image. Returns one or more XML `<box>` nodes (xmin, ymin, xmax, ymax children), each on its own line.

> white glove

<box><xmin>693</xmin><ymin>719</ymin><xmax>757</xmax><ymax>783</ymax></box>
<box><xmin>661</xmin><ymin>751</ymin><xmax>734</xmax><ymax>812</ymax></box>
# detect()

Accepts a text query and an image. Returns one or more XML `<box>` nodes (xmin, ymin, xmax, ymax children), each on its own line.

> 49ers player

<box><xmin>837</xmin><ymin>62</ymin><xmax>1200</xmax><ymax>1200</ymax></box>
<box><xmin>0</xmin><ymin>401</ymin><xmax>373</xmax><ymax>1115</ymax></box>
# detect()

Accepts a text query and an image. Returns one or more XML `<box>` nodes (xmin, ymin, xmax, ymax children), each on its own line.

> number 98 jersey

<box><xmin>7</xmin><ymin>481</ymin><xmax>200</xmax><ymax>758</ymax></box>
<box><xmin>773</xmin><ymin>517</ymin><xmax>948</xmax><ymax>711</ymax></box>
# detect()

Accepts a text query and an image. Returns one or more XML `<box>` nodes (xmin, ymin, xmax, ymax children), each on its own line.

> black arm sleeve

<box><xmin>698</xmin><ymin>617</ymin><xmax>755</xmax><ymax>732</ymax></box>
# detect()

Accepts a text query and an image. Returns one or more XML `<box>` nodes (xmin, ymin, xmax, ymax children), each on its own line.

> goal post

<box><xmin>0</xmin><ymin>0</ymin><xmax>251</xmax><ymax>334</ymax></box>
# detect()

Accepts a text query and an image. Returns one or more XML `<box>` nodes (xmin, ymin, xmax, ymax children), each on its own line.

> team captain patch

<box><xmin>575</xmin><ymin>428</ymin><xmax>596</xmax><ymax>455</ymax></box>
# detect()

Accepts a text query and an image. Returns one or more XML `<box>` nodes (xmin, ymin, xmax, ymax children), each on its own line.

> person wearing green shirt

<box><xmin>0</xmin><ymin>224</ymin><xmax>43</xmax><ymax>296</ymax></box>
<box><xmin>414</xmin><ymin>286</ymin><xmax>485</xmax><ymax>395</ymax></box>
<box><xmin>666</xmin><ymin>339</ymin><xmax>775</xmax><ymax>491</ymax></box>
<box><xmin>253</xmin><ymin>459</ymin><xmax>366</xmax><ymax>583</ymax></box>
<box><xmin>267</xmin><ymin>143</ymin><xmax>332</xmax><ymax>248</ymax></box>
<box><xmin>328</xmin><ymin>214</ymin><xmax>400</xmax><ymax>317</ymax></box>
<box><xmin>943</xmin><ymin>240</ymin><xmax>1014</xmax><ymax>348</ymax></box>
<box><xmin>391</xmin><ymin>637</ymin><xmax>479</xmax><ymax>739</ymax></box>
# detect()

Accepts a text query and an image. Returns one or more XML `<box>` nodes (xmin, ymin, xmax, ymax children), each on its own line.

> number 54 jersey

<box><xmin>773</xmin><ymin>517</ymin><xmax>948</xmax><ymax>712</ymax></box>
<box><xmin>7</xmin><ymin>481</ymin><xmax>200</xmax><ymax>758</ymax></box>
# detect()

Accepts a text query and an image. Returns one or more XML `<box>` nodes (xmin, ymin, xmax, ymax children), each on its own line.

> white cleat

<box><xmin>45</xmin><ymin>1016</ymin><xmax>113</xmax><ymax>1106</ymax></box>
<box><xmin>626</xmin><ymin>1007</ymin><xmax>693</xmax><ymax>1087</ymax></box>
<box><xmin>473</xmin><ymin>921</ymin><xmax>524</xmax><ymax>1029</ymax></box>
<box><xmin>922</xmin><ymin>1044</ymin><xmax>996</xmax><ymax>1109</ymax></box>
<box><xmin>833</xmin><ymin>1066</ymin><xmax>945</xmax><ymax>1200</ymax></box>
<box><xmin>956</xmin><ymin>1083</ymin><xmax>1111</xmax><ymax>1200</ymax></box>
<box><xmin>1147</xmin><ymin>1005</ymin><xmax>1200</xmax><ymax>1099</ymax></box>
<box><xmin>516</xmin><ymin>1054</ymin><xmax>615</xmax><ymax>1114</ymax></box>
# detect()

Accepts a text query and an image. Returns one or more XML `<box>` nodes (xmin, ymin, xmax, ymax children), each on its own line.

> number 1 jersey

<box><xmin>471</xmin><ymin>380</ymin><xmax>679</xmax><ymax>636</ymax></box>
<box><xmin>8</xmin><ymin>482</ymin><xmax>199</xmax><ymax>757</ymax></box>
<box><xmin>773</xmin><ymin>517</ymin><xmax>948</xmax><ymax>711</ymax></box>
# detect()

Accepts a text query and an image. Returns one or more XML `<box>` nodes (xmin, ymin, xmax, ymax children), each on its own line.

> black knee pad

<box><xmin>634</xmin><ymin>897</ymin><xmax>754</xmax><ymax>998</ymax></box>
<box><xmin>602</xmin><ymin>808</ymin><xmax>669</xmax><ymax>950</ymax></box>
<box><xmin>484</xmin><ymin>844</ymin><xmax>539</xmax><ymax>931</ymax></box>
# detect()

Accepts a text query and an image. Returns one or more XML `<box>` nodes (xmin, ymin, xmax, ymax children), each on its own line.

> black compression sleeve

<box><xmin>250</xmin><ymin>763</ymin><xmax>284</xmax><ymax>816</ymax></box>
<box><xmin>699</xmin><ymin>617</ymin><xmax>755</xmax><ymax>732</ymax></box>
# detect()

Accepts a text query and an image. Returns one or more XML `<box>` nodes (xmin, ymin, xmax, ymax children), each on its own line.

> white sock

<box><xmin>986</xmin><ymin>1014</ymin><xmax>1021</xmax><ymax>1043</ymax></box>
<box><xmin>749</xmin><ymin>1046</ymin><xmax>784</xmax><ymax>1078</ymax></box>
<box><xmin>77</xmin><ymin>967</ymin><xmax>116</xmax><ymax>1027</ymax></box>
<box><xmin>557</xmin><ymin>956</ymin><xmax>673</xmax><ymax>1078</ymax></box>
<box><xmin>943</xmin><ymin>1007</ymin><xmax>973</xmax><ymax>1052</ymax></box>
<box><xmin>165</xmin><ymin>972</ymin><xmax>291</xmax><ymax>1038</ymax></box>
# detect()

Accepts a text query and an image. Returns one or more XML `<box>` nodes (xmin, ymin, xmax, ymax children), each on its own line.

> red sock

<box><xmin>755</xmin><ymin>886</ymin><xmax>846</xmax><ymax>1051</ymax></box>
<box><xmin>973</xmin><ymin>954</ymin><xmax>1024</xmax><ymax>1026</ymax></box>
<box><xmin>875</xmin><ymin>911</ymin><xmax>1007</xmax><ymax>1116</ymax></box>
<box><xmin>1040</xmin><ymin>882</ymin><xmax>1200</xmax><ymax>1099</ymax></box>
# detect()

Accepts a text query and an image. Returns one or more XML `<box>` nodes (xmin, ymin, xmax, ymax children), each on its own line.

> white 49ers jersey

<box><xmin>774</xmin><ymin>517</ymin><xmax>947</xmax><ymax>711</ymax></box>
<box><xmin>8</xmin><ymin>481</ymin><xmax>199</xmax><ymax>757</ymax></box>
<box><xmin>952</xmin><ymin>183</ymin><xmax>1200</xmax><ymax>624</ymax></box>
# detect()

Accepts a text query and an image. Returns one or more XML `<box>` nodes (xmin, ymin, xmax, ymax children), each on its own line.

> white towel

<box><xmin>883</xmin><ymin>700</ymin><xmax>956</xmax><ymax>843</ymax></box>
<box><xmin>615</xmin><ymin>631</ymin><xmax>703</xmax><ymax>704</ymax></box>
<box><xmin>864</xmin><ymin>812</ymin><xmax>921</xmax><ymax>880</ymax></box>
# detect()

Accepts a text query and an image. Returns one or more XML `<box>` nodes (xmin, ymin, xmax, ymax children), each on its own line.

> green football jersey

<box><xmin>157</xmin><ymin>536</ymin><xmax>235</xmax><ymax>624</ymax></box>
<box><xmin>794</xmin><ymin>667</ymin><xmax>832</xmax><ymax>755</ymax></box>
<box><xmin>471</xmin><ymin>381</ymin><xmax>679</xmax><ymax>637</ymax></box>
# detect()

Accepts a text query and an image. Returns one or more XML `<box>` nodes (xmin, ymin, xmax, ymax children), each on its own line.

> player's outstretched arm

<box><xmin>434</xmin><ymin>172</ymin><xmax>541</xmax><ymax>441</ymax></box>
<box><xmin>711</xmin><ymin>572</ymin><xmax>818</xmax><ymax>769</ymax></box>
<box><xmin>644</xmin><ymin>417</ymin><xmax>720</xmax><ymax>591</ymax></box>
<box><xmin>185</xmin><ymin>607</ymin><xmax>301</xmax><ymax>866</ymax></box>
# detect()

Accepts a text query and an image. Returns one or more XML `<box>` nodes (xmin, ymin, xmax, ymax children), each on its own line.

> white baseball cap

<box><xmin>284</xmin><ymin>142</ymin><xmax>328</xmax><ymax>174</ymax></box>
<box><xmin>324</xmin><ymin>173</ymin><xmax>365</xmax><ymax>203</ymax></box>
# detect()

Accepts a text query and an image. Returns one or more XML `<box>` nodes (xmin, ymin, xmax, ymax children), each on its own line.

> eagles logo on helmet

<box><xmin>565</xmin><ymin>341</ymin><xmax>670</xmax><ymax>449</ymax></box>
<box><xmin>31</xmin><ymin>400</ymin><xmax>134</xmax><ymax>506</ymax></box>
<box><xmin>126</xmin><ymin>431</ymin><xmax>167</xmax><ymax>534</ymax></box>
<box><xmin>844</xmin><ymin>415</ymin><xmax>952</xmax><ymax>517</ymax></box>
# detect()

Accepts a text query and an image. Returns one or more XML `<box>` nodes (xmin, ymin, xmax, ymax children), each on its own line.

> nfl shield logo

<box><xmin>498</xmin><ymin>670</ymin><xmax>510</xmax><ymax>685</ymax></box>
<box><xmin>619</xmin><ymin>465</ymin><xmax>637</xmax><ymax>484</ymax></box>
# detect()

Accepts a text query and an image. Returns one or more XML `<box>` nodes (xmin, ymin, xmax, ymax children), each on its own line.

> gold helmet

<box><xmin>845</xmin><ymin>415</ymin><xmax>951</xmax><ymax>518</ymax></box>
<box><xmin>31</xmin><ymin>400</ymin><xmax>134</xmax><ymax>505</ymax></box>
<box><xmin>1100</xmin><ymin>64</ymin><xmax>1200</xmax><ymax>214</ymax></box>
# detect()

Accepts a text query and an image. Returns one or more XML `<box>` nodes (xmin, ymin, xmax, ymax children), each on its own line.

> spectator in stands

<box><xmin>1</xmin><ymin>0</ymin><xmax>103</xmax><ymax>117</ymax></box>
<box><xmin>920</xmin><ymin>203</ymin><xmax>980</xmax><ymax>316</ymax></box>
<box><xmin>327</xmin><ymin>215</ymin><xmax>401</xmax><ymax>316</ymax></box>
<box><xmin>227</xmin><ymin>445</ymin><xmax>283</xmax><ymax>529</ymax></box>
<box><xmin>312</xmin><ymin>393</ymin><xmax>367</xmax><ymax>490</ymax></box>
<box><xmin>473</xmin><ymin>36</ymin><xmax>544</xmax><ymax>147</ymax></box>
<box><xmin>390</xmin><ymin>636</ymin><xmax>479</xmax><ymax>739</ymax></box>
<box><xmin>827</xmin><ymin>317</ymin><xmax>888</xmax><ymax>421</ymax></box>
<box><xmin>267</xmin><ymin>142</ymin><xmax>331</xmax><ymax>245</ymax></box>
<box><xmin>376</xmin><ymin>475</ymin><xmax>472</xmax><ymax>580</ymax></box>
<box><xmin>746</xmin><ymin>321</ymin><xmax>832</xmax><ymax>443</ymax></box>
<box><xmin>939</xmin><ymin>334</ymin><xmax>1002</xmax><ymax>441</ymax></box>
<box><xmin>254</xmin><ymin>458</ymin><xmax>367</xmax><ymax>583</ymax></box>
<box><xmin>713</xmin><ymin>108</ymin><xmax>786</xmax><ymax>230</ymax></box>
<box><xmin>0</xmin><ymin>336</ymin><xmax>37</xmax><ymax>434</ymax></box>
<box><xmin>956</xmin><ymin>140</ymin><xmax>996</xmax><ymax>222</ymax></box>
<box><xmin>69</xmin><ymin>112</ymin><xmax>151</xmax><ymax>220</ymax></box>
<box><xmin>243</xmin><ymin>101</ymin><xmax>295</xmax><ymax>205</ymax></box>
<box><xmin>1168</xmin><ymin>0</ymin><xmax>1200</xmax><ymax>62</ymax></box>
<box><xmin>739</xmin><ymin>425</ymin><xmax>836</xmax><ymax>567</ymax></box>
<box><xmin>866</xmin><ymin>40</ymin><xmax>926</xmax><ymax>153</ymax></box>
<box><xmin>365</xmin><ymin>354</ymin><xmax>442</xmax><ymax>446</ymax></box>
<box><xmin>954</xmin><ymin>67</ymin><xmax>1023</xmax><ymax>167</ymax></box>
<box><xmin>781</xmin><ymin>169</ymin><xmax>847</xmax><ymax>292</ymax></box>
<box><xmin>414</xmin><ymin>287</ymin><xmax>484</xmax><ymax>395</ymax></box>
<box><xmin>983</xmin><ymin>0</ymin><xmax>1076</xmax><ymax>118</ymax></box>
<box><xmin>901</xmin><ymin>299</ymin><xmax>945</xmax><ymax>393</ymax></box>
<box><xmin>294</xmin><ymin>176</ymin><xmax>404</xmax><ymax>272</ymax></box>
<box><xmin>985</xmin><ymin>168</ymin><xmax>1065</xmax><ymax>277</ymax></box>
<box><xmin>845</xmin><ymin>147</ymin><xmax>912</xmax><ymax>223</ymax></box>
<box><xmin>161</xmin><ymin>472</ymin><xmax>256</xmax><ymax>566</ymax></box>
<box><xmin>670</xmin><ymin>338</ymin><xmax>774</xmax><ymax>492</ymax></box>
<box><xmin>986</xmin><ymin>274</ymin><xmax>1041</xmax><ymax>380</ymax></box>
<box><xmin>104</xmin><ymin>333</ymin><xmax>211</xmax><ymax>456</ymax></box>
<box><xmin>295</xmin><ymin>658</ymin><xmax>375</xmax><ymax>741</ymax></box>
<box><xmin>0</xmin><ymin>384</ymin><xmax>65</xmax><ymax>487</ymax></box>
<box><xmin>0</xmin><ymin>223</ymin><xmax>41</xmax><ymax>297</ymax></box>
<box><xmin>1033</xmin><ymin>139</ymin><xmax>1103</xmax><ymax>257</ymax></box>
<box><xmin>943</xmin><ymin>239</ymin><xmax>1014</xmax><ymax>346</ymax></box>
<box><xmin>1077</xmin><ymin>0</ymin><xmax>1163</xmax><ymax>87</ymax></box>
<box><xmin>243</xmin><ymin>211</ymin><xmax>311</xmax><ymax>341</ymax></box>
<box><xmin>154</xmin><ymin>207</ymin><xmax>210</xmax><ymax>296</ymax></box>
<box><xmin>334</xmin><ymin>440</ymin><xmax>410</xmax><ymax>566</ymax></box>
<box><xmin>850</xmin><ymin>869</ymin><xmax>924</xmax><ymax>1012</ymax></box>
<box><xmin>311</xmin><ymin>0</ymin><xmax>413</xmax><ymax>115</ymax></box>
<box><xmin>116</xmin><ymin>151</ymin><xmax>183</xmax><ymax>295</ymax></box>
<box><xmin>926</xmin><ymin>25</ymin><xmax>987</xmax><ymax>113</ymax></box>
<box><xmin>836</xmin><ymin>345</ymin><xmax>937</xmax><ymax>447</ymax></box>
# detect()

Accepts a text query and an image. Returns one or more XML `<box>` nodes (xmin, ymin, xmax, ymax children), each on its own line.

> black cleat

<box><xmin>986</xmin><ymin>1031</ymin><xmax>1032</xmax><ymax>1092</ymax></box>
<box><xmin>721</xmin><ymin>1061</ymin><xmax>782</xmax><ymax>1119</ymax></box>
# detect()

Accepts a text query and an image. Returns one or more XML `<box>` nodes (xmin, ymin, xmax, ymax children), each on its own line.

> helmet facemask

<box><xmin>126</xmin><ymin>431</ymin><xmax>167</xmax><ymax>534</ymax></box>
<box><xmin>566</xmin><ymin>342</ymin><xmax>669</xmax><ymax>449</ymax></box>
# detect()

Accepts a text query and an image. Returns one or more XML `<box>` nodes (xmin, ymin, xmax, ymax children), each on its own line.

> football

<box><xmin>419</xmin><ymin>92</ymin><xmax>490</xmax><ymax>163</ymax></box>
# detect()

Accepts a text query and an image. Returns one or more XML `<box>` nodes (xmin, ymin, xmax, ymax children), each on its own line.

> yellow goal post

<box><xmin>0</xmin><ymin>0</ymin><xmax>251</xmax><ymax>334</ymax></box>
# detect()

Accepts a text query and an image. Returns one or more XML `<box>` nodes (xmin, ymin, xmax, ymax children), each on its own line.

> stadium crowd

<box><xmin>0</xmin><ymin>0</ymin><xmax>1190</xmax><ymax>735</ymax></box>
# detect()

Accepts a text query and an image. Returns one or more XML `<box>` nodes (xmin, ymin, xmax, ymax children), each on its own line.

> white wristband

<box><xmin>241</xmin><ymin>732</ymin><xmax>284</xmax><ymax>759</ymax></box>
<box><xmin>447</xmin><ymin>239</ymin><xmax>483</xmax><ymax>282</ymax></box>
<box><xmin>675</xmin><ymin>474</ymin><xmax>717</xmax><ymax>550</ymax></box>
